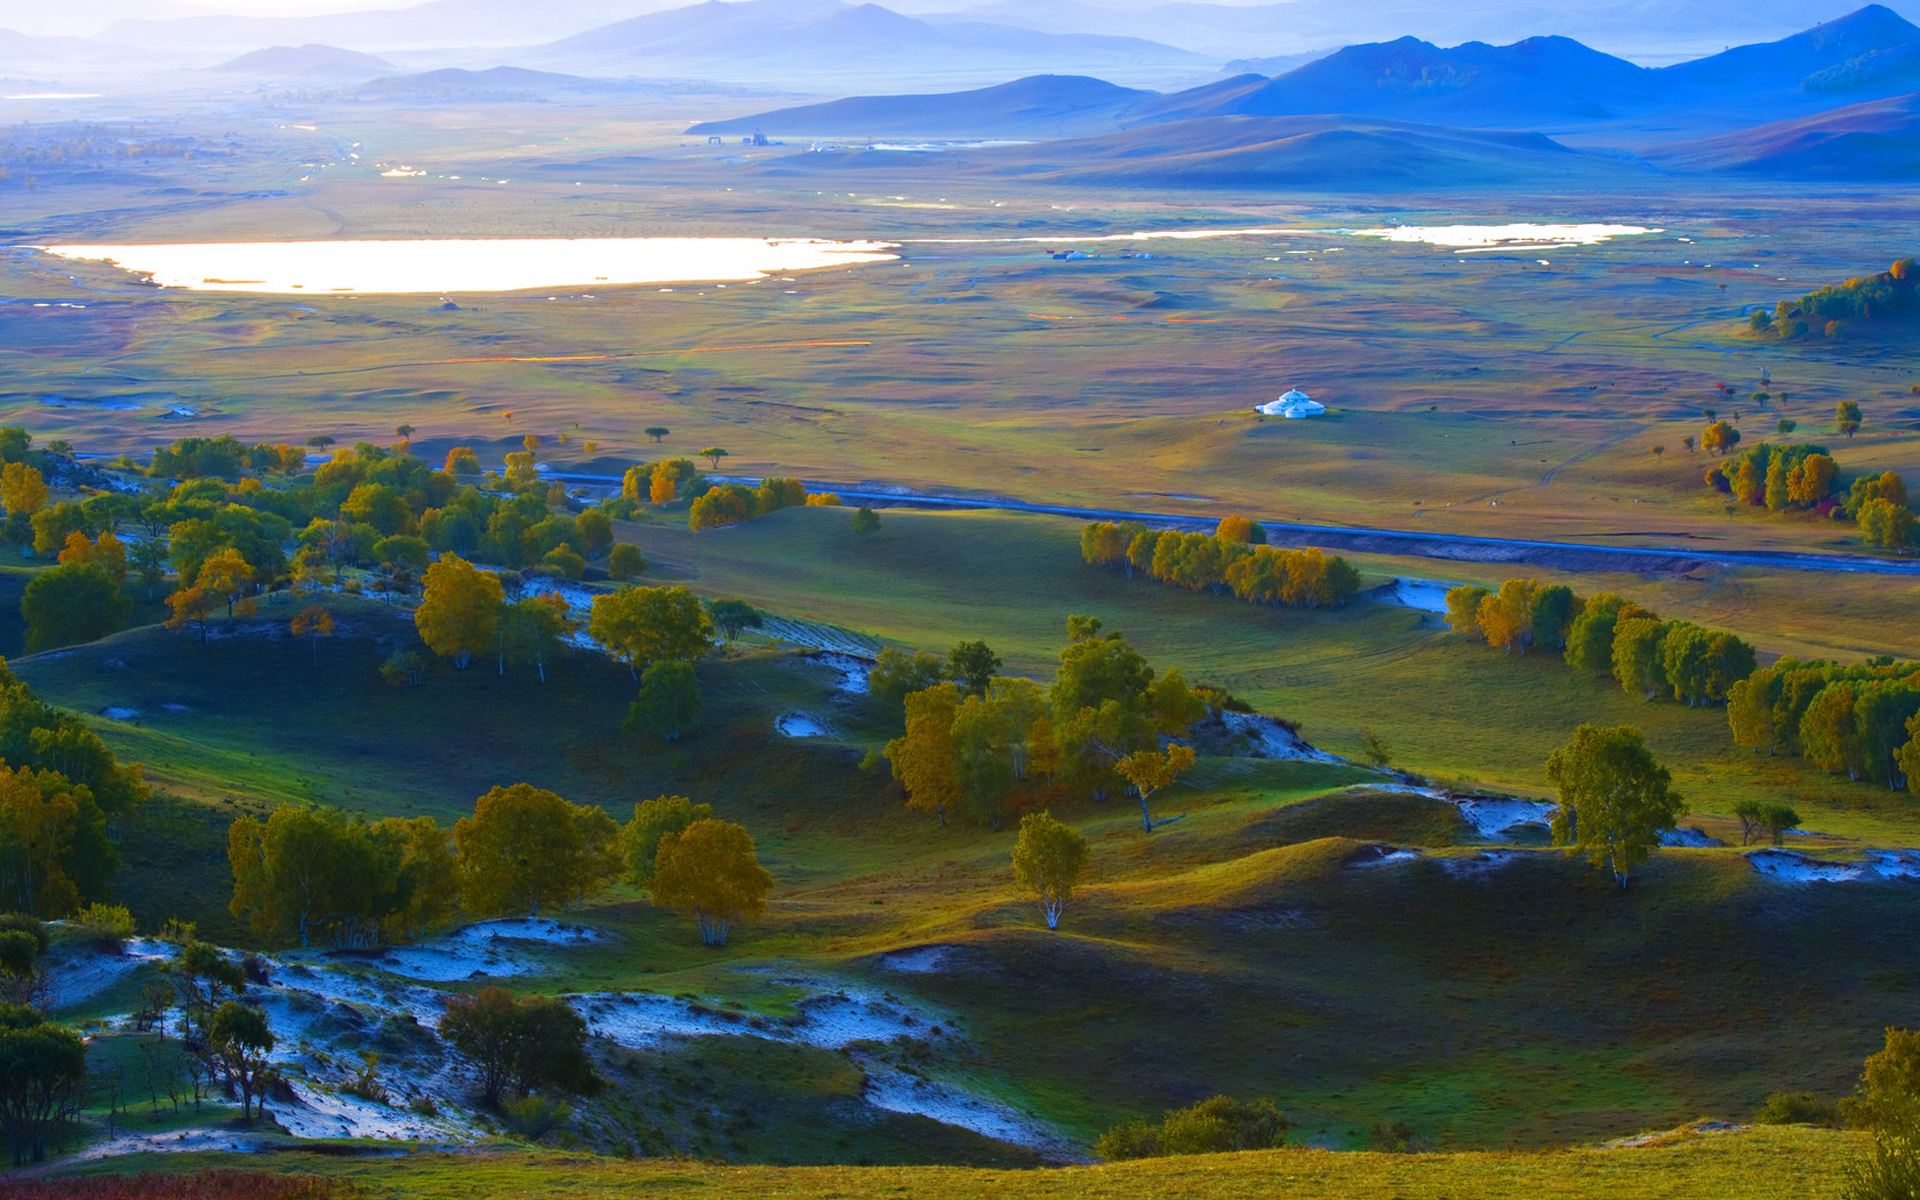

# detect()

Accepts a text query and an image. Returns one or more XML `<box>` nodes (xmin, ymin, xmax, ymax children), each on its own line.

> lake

<box><xmin>33</xmin><ymin>237</ymin><xmax>902</xmax><ymax>295</ymax></box>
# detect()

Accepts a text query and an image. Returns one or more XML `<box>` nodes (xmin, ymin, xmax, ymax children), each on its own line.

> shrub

<box><xmin>1756</xmin><ymin>1090</ymin><xmax>1837</xmax><ymax>1125</ymax></box>
<box><xmin>1096</xmin><ymin>1095</ymin><xmax>1293</xmax><ymax>1160</ymax></box>
<box><xmin>69</xmin><ymin>903</ymin><xmax>135</xmax><ymax>946</ymax></box>
<box><xmin>500</xmin><ymin>1094</ymin><xmax>572</xmax><ymax>1141</ymax></box>
<box><xmin>607</xmin><ymin>543</ymin><xmax>645</xmax><ymax>580</ymax></box>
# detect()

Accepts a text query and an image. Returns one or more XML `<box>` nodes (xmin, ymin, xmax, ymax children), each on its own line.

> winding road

<box><xmin>543</xmin><ymin>471</ymin><xmax>1920</xmax><ymax>578</ymax></box>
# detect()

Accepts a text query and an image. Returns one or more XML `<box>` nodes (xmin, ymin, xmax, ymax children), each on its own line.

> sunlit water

<box><xmin>1346</xmin><ymin>223</ymin><xmax>1662</xmax><ymax>250</ymax></box>
<box><xmin>33</xmin><ymin>236</ymin><xmax>902</xmax><ymax>295</ymax></box>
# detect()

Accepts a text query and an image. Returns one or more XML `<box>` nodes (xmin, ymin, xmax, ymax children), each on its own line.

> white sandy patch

<box><xmin>74</xmin><ymin>1126</ymin><xmax>261</xmax><ymax>1160</ymax></box>
<box><xmin>1346</xmin><ymin>224</ymin><xmax>1661</xmax><ymax>251</ymax></box>
<box><xmin>1453</xmin><ymin>795</ymin><xmax>1557</xmax><ymax>840</ymax></box>
<box><xmin>877</xmin><ymin>945</ymin><xmax>953</xmax><ymax>974</ymax></box>
<box><xmin>1747</xmin><ymin>849</ymin><xmax>1865</xmax><ymax>884</ymax></box>
<box><xmin>369</xmin><ymin>918</ymin><xmax>601</xmax><ymax>982</ymax></box>
<box><xmin>575</xmin><ymin>983</ymin><xmax>936</xmax><ymax>1052</ymax></box>
<box><xmin>1348</xmin><ymin>845</ymin><xmax>1421</xmax><ymax>869</ymax></box>
<box><xmin>908</xmin><ymin>227</ymin><xmax>1306</xmax><ymax>245</ymax></box>
<box><xmin>776</xmin><ymin>712</ymin><xmax>830</xmax><ymax>738</ymax></box>
<box><xmin>1440</xmin><ymin>850</ymin><xmax>1525</xmax><ymax>879</ymax></box>
<box><xmin>34</xmin><ymin>237</ymin><xmax>901</xmax><ymax>296</ymax></box>
<box><xmin>862</xmin><ymin>1062</ymin><xmax>1076</xmax><ymax>1157</ymax></box>
<box><xmin>43</xmin><ymin>937</ymin><xmax>177</xmax><ymax>1011</ymax></box>
<box><xmin>1375</xmin><ymin>577</ymin><xmax>1452</xmax><ymax>614</ymax></box>
<box><xmin>1658</xmin><ymin>827</ymin><xmax>1722</xmax><ymax>848</ymax></box>
<box><xmin>809</xmin><ymin>651</ymin><xmax>874</xmax><ymax>695</ymax></box>
<box><xmin>1218</xmin><ymin>711</ymin><xmax>1343</xmax><ymax>764</ymax></box>
<box><xmin>272</xmin><ymin>1078</ymin><xmax>475</xmax><ymax>1141</ymax></box>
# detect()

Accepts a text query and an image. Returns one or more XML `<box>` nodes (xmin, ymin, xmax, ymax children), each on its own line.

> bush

<box><xmin>500</xmin><ymin>1094</ymin><xmax>572</xmax><ymax>1141</ymax></box>
<box><xmin>0</xmin><ymin>1173</ymin><xmax>364</xmax><ymax>1200</ymax></box>
<box><xmin>69</xmin><ymin>903</ymin><xmax>135</xmax><ymax>946</ymax></box>
<box><xmin>0</xmin><ymin>917</ymin><xmax>47</xmax><ymax>960</ymax></box>
<box><xmin>607</xmin><ymin>543</ymin><xmax>645</xmax><ymax>580</ymax></box>
<box><xmin>1096</xmin><ymin>1095</ymin><xmax>1293</xmax><ymax>1160</ymax></box>
<box><xmin>1756</xmin><ymin>1090</ymin><xmax>1837</xmax><ymax>1125</ymax></box>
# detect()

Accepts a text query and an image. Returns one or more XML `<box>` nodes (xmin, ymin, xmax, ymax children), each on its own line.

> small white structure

<box><xmin>1256</xmin><ymin>388</ymin><xmax>1325</xmax><ymax>419</ymax></box>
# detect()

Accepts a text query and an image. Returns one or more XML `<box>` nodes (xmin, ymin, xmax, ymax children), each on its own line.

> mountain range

<box><xmin>697</xmin><ymin>6</ymin><xmax>1920</xmax><ymax>136</ymax></box>
<box><xmin>690</xmin><ymin>5</ymin><xmax>1920</xmax><ymax>185</ymax></box>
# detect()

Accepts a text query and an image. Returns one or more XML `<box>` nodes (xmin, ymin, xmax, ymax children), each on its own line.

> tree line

<box><xmin>1696</xmin><ymin>434</ymin><xmax>1912</xmax><ymax>551</ymax></box>
<box><xmin>883</xmin><ymin>616</ymin><xmax>1210</xmax><ymax>834</ymax></box>
<box><xmin>1729</xmin><ymin>657</ymin><xmax>1920</xmax><ymax>791</ymax></box>
<box><xmin>228</xmin><ymin>786</ymin><xmax>773</xmax><ymax>950</ymax></box>
<box><xmin>1445</xmin><ymin>579</ymin><xmax>1757</xmax><ymax>708</ymax></box>
<box><xmin>1081</xmin><ymin>518</ymin><xmax>1362</xmax><ymax>610</ymax></box>
<box><xmin>1751</xmin><ymin>258</ymin><xmax>1916</xmax><ymax>339</ymax></box>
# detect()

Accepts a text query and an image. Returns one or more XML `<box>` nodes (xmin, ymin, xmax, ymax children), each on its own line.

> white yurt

<box><xmin>1255</xmin><ymin>389</ymin><xmax>1326</xmax><ymax>419</ymax></box>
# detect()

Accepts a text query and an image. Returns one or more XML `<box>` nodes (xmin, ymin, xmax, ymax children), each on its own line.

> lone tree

<box><xmin>699</xmin><ymin>447</ymin><xmax>729</xmax><ymax>472</ymax></box>
<box><xmin>619</xmin><ymin>795</ymin><xmax>713</xmax><ymax>888</ymax></box>
<box><xmin>1836</xmin><ymin>400</ymin><xmax>1863</xmax><ymax>440</ymax></box>
<box><xmin>1011</xmin><ymin>811</ymin><xmax>1088</xmax><ymax>931</ymax></box>
<box><xmin>1116</xmin><ymin>744</ymin><xmax>1197</xmax><ymax>833</ymax></box>
<box><xmin>645</xmin><ymin>426</ymin><xmax>670</xmax><ymax>444</ymax></box>
<box><xmin>851</xmin><ymin>506</ymin><xmax>881</xmax><ymax>537</ymax></box>
<box><xmin>649</xmin><ymin>818</ymin><xmax>773</xmax><ymax>947</ymax></box>
<box><xmin>1545</xmin><ymin>724</ymin><xmax>1683</xmax><ymax>889</ymax></box>
<box><xmin>706</xmin><ymin>599</ymin><xmax>763</xmax><ymax>645</ymax></box>
<box><xmin>207</xmin><ymin>1001</ymin><xmax>274</xmax><ymax>1120</ymax></box>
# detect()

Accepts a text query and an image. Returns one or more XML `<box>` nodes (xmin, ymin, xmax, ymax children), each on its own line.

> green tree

<box><xmin>851</xmin><ymin>506</ymin><xmax>881</xmax><ymax>537</ymax></box>
<box><xmin>706</xmin><ymin>599</ymin><xmax>763</xmax><ymax>645</ymax></box>
<box><xmin>20</xmin><ymin>564</ymin><xmax>130</xmax><ymax>653</ymax></box>
<box><xmin>439</xmin><ymin>987</ymin><xmax>595</xmax><ymax>1109</ymax></box>
<box><xmin>207</xmin><ymin>1001</ymin><xmax>274</xmax><ymax>1120</ymax></box>
<box><xmin>619</xmin><ymin>796</ymin><xmax>713</xmax><ymax>887</ymax></box>
<box><xmin>0</xmin><ymin>1004</ymin><xmax>85</xmax><ymax>1164</ymax></box>
<box><xmin>1611</xmin><ymin>617</ymin><xmax>1671</xmax><ymax>701</ymax></box>
<box><xmin>946</xmin><ymin>639</ymin><xmax>1002</xmax><ymax>695</ymax></box>
<box><xmin>587</xmin><ymin>585</ymin><xmax>712</xmax><ymax>679</ymax></box>
<box><xmin>626</xmin><ymin>660</ymin><xmax>699</xmax><ymax>742</ymax></box>
<box><xmin>649</xmin><ymin>818</ymin><xmax>773</xmax><ymax>947</ymax></box>
<box><xmin>869</xmin><ymin>647</ymin><xmax>946</xmax><ymax>717</ymax></box>
<box><xmin>1011</xmin><ymin>811</ymin><xmax>1088</xmax><ymax>931</ymax></box>
<box><xmin>500</xmin><ymin>593</ymin><xmax>574</xmax><ymax>683</ymax></box>
<box><xmin>573</xmin><ymin>509</ymin><xmax>613</xmax><ymax>558</ymax></box>
<box><xmin>1546</xmin><ymin>724</ymin><xmax>1684</xmax><ymax>888</ymax></box>
<box><xmin>699</xmin><ymin>447</ymin><xmax>729</xmax><ymax>472</ymax></box>
<box><xmin>1097</xmin><ymin>1095</ymin><xmax>1292</xmax><ymax>1161</ymax></box>
<box><xmin>1837</xmin><ymin>399</ymin><xmax>1863</xmax><ymax>439</ymax></box>
<box><xmin>607</xmin><ymin>543</ymin><xmax>645</xmax><ymax>580</ymax></box>
<box><xmin>644</xmin><ymin>426</ymin><xmax>670</xmax><ymax>444</ymax></box>
<box><xmin>887</xmin><ymin>683</ymin><xmax>961</xmax><ymax>824</ymax></box>
<box><xmin>1843</xmin><ymin>1027</ymin><xmax>1920</xmax><ymax>1200</ymax></box>
<box><xmin>454</xmin><ymin>784</ymin><xmax>620</xmax><ymax>918</ymax></box>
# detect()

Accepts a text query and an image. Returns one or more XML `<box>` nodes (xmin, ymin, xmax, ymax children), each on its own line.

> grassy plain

<box><xmin>3</xmin><ymin>100</ymin><xmax>1916</xmax><ymax>561</ymax></box>
<box><xmin>67</xmin><ymin>1125</ymin><xmax>1867</xmax><ymax>1199</ymax></box>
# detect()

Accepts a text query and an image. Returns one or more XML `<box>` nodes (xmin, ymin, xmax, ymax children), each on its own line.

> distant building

<box><xmin>1255</xmin><ymin>388</ymin><xmax>1325</xmax><ymax>419</ymax></box>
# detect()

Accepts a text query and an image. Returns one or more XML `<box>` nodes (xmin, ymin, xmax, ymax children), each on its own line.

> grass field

<box><xmin>62</xmin><ymin>1125</ymin><xmax>1867</xmax><ymax>1198</ymax></box>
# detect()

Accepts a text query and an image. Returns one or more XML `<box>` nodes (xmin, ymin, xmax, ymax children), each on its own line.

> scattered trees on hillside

<box><xmin>1733</xmin><ymin>800</ymin><xmax>1802</xmax><ymax>846</ymax></box>
<box><xmin>1081</xmin><ymin>520</ymin><xmax>1360</xmax><ymax>610</ymax></box>
<box><xmin>207</xmin><ymin>1001</ymin><xmax>274</xmax><ymax>1120</ymax></box>
<box><xmin>618</xmin><ymin>795</ymin><xmax>712</xmax><ymax>888</ymax></box>
<box><xmin>687</xmin><ymin>476</ymin><xmax>836</xmax><ymax>532</ymax></box>
<box><xmin>1011</xmin><ymin>811</ymin><xmax>1087</xmax><ymax>931</ymax></box>
<box><xmin>648</xmin><ymin>819</ymin><xmax>773</xmax><ymax>947</ymax></box>
<box><xmin>1545</xmin><ymin>724</ymin><xmax>1683</xmax><ymax>889</ymax></box>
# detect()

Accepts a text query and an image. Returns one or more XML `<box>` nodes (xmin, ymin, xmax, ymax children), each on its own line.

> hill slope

<box><xmin>1648</xmin><ymin>91</ymin><xmax>1920</xmax><ymax>177</ymax></box>
<box><xmin>212</xmin><ymin>43</ymin><xmax>395</xmax><ymax>78</ymax></box>
<box><xmin>687</xmin><ymin>74</ymin><xmax>1150</xmax><ymax>138</ymax></box>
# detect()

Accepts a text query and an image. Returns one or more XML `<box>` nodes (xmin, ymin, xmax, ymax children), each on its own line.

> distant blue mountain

<box><xmin>688</xmin><ymin>74</ymin><xmax>1151</xmax><ymax>137</ymax></box>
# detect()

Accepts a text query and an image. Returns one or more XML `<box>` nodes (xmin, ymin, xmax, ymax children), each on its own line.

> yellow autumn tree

<box><xmin>886</xmin><ymin>682</ymin><xmax>962</xmax><ymax>825</ymax></box>
<box><xmin>649</xmin><ymin>818</ymin><xmax>773</xmax><ymax>947</ymax></box>
<box><xmin>415</xmin><ymin>554</ymin><xmax>503</xmax><ymax>670</ymax></box>
<box><xmin>1475</xmin><ymin>578</ymin><xmax>1541</xmax><ymax>654</ymax></box>
<box><xmin>454</xmin><ymin>783</ymin><xmax>619</xmax><ymax>918</ymax></box>
<box><xmin>197</xmin><ymin>547</ymin><xmax>255</xmax><ymax>618</ymax></box>
<box><xmin>290</xmin><ymin>604</ymin><xmax>335</xmax><ymax>667</ymax></box>
<box><xmin>1115</xmin><ymin>743</ymin><xmax>1196</xmax><ymax>833</ymax></box>
<box><xmin>0</xmin><ymin>462</ymin><xmax>46</xmax><ymax>520</ymax></box>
